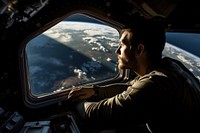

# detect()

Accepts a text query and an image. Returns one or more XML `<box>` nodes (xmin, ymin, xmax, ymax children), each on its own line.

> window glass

<box><xmin>25</xmin><ymin>14</ymin><xmax>120</xmax><ymax>95</ymax></box>
<box><xmin>164</xmin><ymin>32</ymin><xmax>200</xmax><ymax>81</ymax></box>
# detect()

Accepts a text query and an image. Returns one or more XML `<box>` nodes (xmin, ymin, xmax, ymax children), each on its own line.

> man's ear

<box><xmin>136</xmin><ymin>44</ymin><xmax>145</xmax><ymax>56</ymax></box>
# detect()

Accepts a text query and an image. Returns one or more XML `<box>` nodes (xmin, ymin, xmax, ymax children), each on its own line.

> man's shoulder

<box><xmin>140</xmin><ymin>70</ymin><xmax>168</xmax><ymax>81</ymax></box>
<box><xmin>129</xmin><ymin>71</ymin><xmax>168</xmax><ymax>88</ymax></box>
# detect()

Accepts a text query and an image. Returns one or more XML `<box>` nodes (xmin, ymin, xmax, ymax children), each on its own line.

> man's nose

<box><xmin>115</xmin><ymin>46</ymin><xmax>120</xmax><ymax>55</ymax></box>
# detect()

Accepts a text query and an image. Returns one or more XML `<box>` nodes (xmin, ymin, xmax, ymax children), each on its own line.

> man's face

<box><xmin>115</xmin><ymin>31</ymin><xmax>138</xmax><ymax>70</ymax></box>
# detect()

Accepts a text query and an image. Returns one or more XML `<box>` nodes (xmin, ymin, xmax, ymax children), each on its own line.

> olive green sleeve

<box><xmin>80</xmin><ymin>79</ymin><xmax>162</xmax><ymax>128</ymax></box>
<box><xmin>94</xmin><ymin>83</ymin><xmax>129</xmax><ymax>99</ymax></box>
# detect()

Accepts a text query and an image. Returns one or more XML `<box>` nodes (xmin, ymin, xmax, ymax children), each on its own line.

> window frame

<box><xmin>19</xmin><ymin>11</ymin><xmax>127</xmax><ymax>108</ymax></box>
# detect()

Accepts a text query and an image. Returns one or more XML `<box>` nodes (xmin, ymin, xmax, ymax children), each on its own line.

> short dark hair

<box><xmin>122</xmin><ymin>17</ymin><xmax>166</xmax><ymax>63</ymax></box>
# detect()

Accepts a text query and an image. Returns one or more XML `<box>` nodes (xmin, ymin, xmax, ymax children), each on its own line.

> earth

<box><xmin>26</xmin><ymin>21</ymin><xmax>200</xmax><ymax>95</ymax></box>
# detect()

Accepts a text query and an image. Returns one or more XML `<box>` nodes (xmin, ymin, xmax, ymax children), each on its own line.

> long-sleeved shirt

<box><xmin>76</xmin><ymin>57</ymin><xmax>200</xmax><ymax>133</ymax></box>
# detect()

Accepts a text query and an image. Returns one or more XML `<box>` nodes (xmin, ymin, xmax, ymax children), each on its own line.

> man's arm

<box><xmin>95</xmin><ymin>83</ymin><xmax>129</xmax><ymax>99</ymax></box>
<box><xmin>68</xmin><ymin>83</ymin><xmax>129</xmax><ymax>101</ymax></box>
<box><xmin>75</xmin><ymin>80</ymin><xmax>161</xmax><ymax>129</ymax></box>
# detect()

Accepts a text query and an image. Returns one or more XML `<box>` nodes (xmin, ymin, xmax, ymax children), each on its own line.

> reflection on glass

<box><xmin>165</xmin><ymin>32</ymin><xmax>200</xmax><ymax>82</ymax></box>
<box><xmin>26</xmin><ymin>21</ymin><xmax>120</xmax><ymax>95</ymax></box>
<box><xmin>163</xmin><ymin>43</ymin><xmax>200</xmax><ymax>82</ymax></box>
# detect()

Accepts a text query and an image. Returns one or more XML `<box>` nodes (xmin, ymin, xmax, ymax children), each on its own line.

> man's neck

<box><xmin>136</xmin><ymin>61</ymin><xmax>153</xmax><ymax>76</ymax></box>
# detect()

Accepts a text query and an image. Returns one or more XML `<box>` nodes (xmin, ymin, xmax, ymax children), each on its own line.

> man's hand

<box><xmin>67</xmin><ymin>86</ymin><xmax>95</xmax><ymax>101</ymax></box>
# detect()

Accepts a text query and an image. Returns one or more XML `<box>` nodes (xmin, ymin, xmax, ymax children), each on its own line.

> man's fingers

<box><xmin>68</xmin><ymin>87</ymin><xmax>81</xmax><ymax>97</ymax></box>
<box><xmin>68</xmin><ymin>93</ymin><xmax>85</xmax><ymax>102</ymax></box>
<box><xmin>67</xmin><ymin>86</ymin><xmax>92</xmax><ymax>101</ymax></box>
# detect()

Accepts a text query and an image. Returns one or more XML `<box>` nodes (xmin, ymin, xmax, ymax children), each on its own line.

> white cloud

<box><xmin>73</xmin><ymin>60</ymin><xmax>102</xmax><ymax>81</ymax></box>
<box><xmin>91</xmin><ymin>57</ymin><xmax>97</xmax><ymax>61</ymax></box>
<box><xmin>29</xmin><ymin>66</ymin><xmax>43</xmax><ymax>75</ymax></box>
<box><xmin>83</xmin><ymin>37</ymin><xmax>98</xmax><ymax>45</ymax></box>
<box><xmin>109</xmin><ymin>42</ymin><xmax>118</xmax><ymax>48</ymax></box>
<box><xmin>83</xmin><ymin>36</ymin><xmax>109</xmax><ymax>52</ymax></box>
<box><xmin>165</xmin><ymin>43</ymin><xmax>200</xmax><ymax>81</ymax></box>
<box><xmin>177</xmin><ymin>55</ymin><xmax>193</xmax><ymax>66</ymax></box>
<box><xmin>107</xmin><ymin>57</ymin><xmax>112</xmax><ymax>62</ymax></box>
<box><xmin>197</xmin><ymin>76</ymin><xmax>200</xmax><ymax>81</ymax></box>
<box><xmin>44</xmin><ymin>30</ymin><xmax>72</xmax><ymax>43</ymax></box>
<box><xmin>74</xmin><ymin>68</ymin><xmax>88</xmax><ymax>80</ymax></box>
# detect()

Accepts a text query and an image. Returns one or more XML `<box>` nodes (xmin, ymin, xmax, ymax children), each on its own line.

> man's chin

<box><xmin>118</xmin><ymin>64</ymin><xmax>128</xmax><ymax>69</ymax></box>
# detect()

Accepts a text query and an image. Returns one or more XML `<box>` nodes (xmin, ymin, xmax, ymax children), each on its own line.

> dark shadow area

<box><xmin>26</xmin><ymin>34</ymin><xmax>118</xmax><ymax>95</ymax></box>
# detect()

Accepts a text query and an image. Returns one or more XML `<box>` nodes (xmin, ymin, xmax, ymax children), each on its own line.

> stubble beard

<box><xmin>118</xmin><ymin>56</ymin><xmax>138</xmax><ymax>70</ymax></box>
<box><xmin>118</xmin><ymin>58</ymin><xmax>131</xmax><ymax>69</ymax></box>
